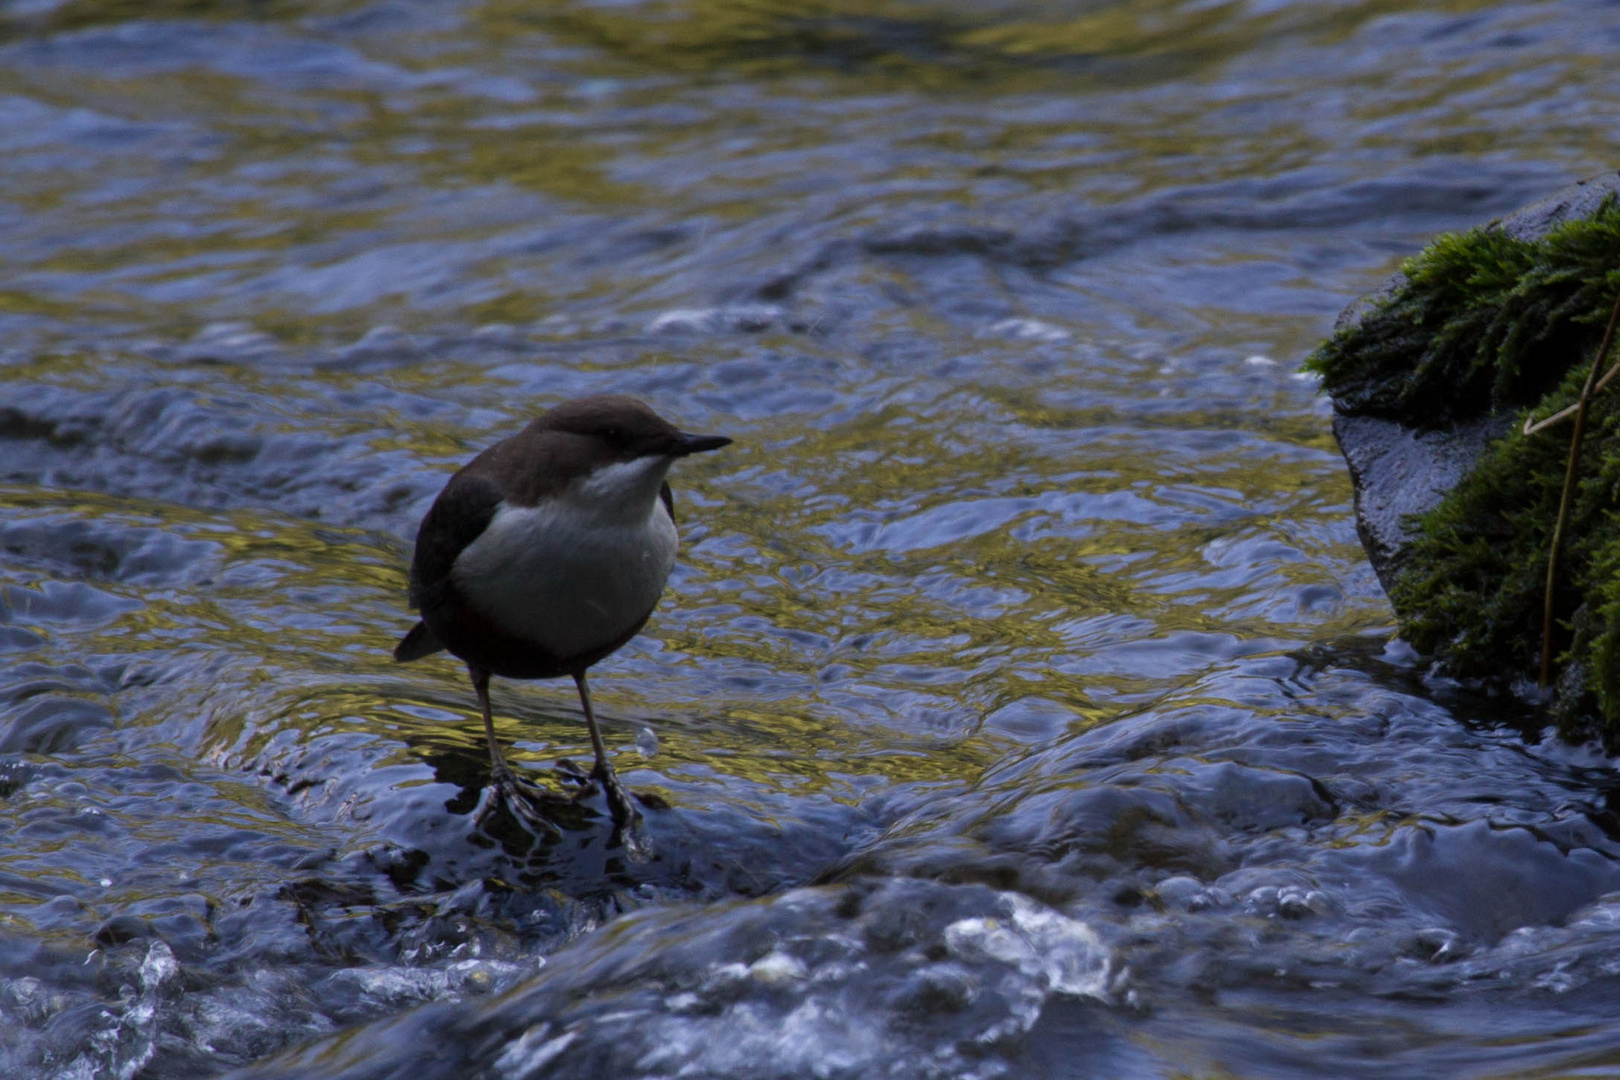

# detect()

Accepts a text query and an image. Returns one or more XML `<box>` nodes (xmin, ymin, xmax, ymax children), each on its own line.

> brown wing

<box><xmin>407</xmin><ymin>471</ymin><xmax>504</xmax><ymax>612</ymax></box>
<box><xmin>395</xmin><ymin>471</ymin><xmax>507</xmax><ymax>663</ymax></box>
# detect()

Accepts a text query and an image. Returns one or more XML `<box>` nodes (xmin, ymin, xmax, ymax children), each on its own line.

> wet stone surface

<box><xmin>3</xmin><ymin>0</ymin><xmax>1620</xmax><ymax>1077</ymax></box>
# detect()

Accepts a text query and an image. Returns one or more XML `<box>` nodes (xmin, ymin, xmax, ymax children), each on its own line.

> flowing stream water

<box><xmin>3</xmin><ymin>1</ymin><xmax>1620</xmax><ymax>1077</ymax></box>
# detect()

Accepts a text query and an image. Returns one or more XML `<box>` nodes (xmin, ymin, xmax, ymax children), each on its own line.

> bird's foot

<box><xmin>567</xmin><ymin>763</ymin><xmax>650</xmax><ymax>859</ymax></box>
<box><xmin>554</xmin><ymin>757</ymin><xmax>591</xmax><ymax>784</ymax></box>
<box><xmin>601</xmin><ymin>770</ymin><xmax>641</xmax><ymax>829</ymax></box>
<box><xmin>598</xmin><ymin>769</ymin><xmax>651</xmax><ymax>861</ymax></box>
<box><xmin>571</xmin><ymin>763</ymin><xmax>640</xmax><ymax>826</ymax></box>
<box><xmin>473</xmin><ymin>768</ymin><xmax>562</xmax><ymax>838</ymax></box>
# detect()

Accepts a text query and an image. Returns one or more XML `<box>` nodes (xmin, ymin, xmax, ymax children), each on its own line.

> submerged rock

<box><xmin>1311</xmin><ymin>169</ymin><xmax>1620</xmax><ymax>735</ymax></box>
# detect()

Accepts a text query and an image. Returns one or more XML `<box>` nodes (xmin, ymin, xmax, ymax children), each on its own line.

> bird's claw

<box><xmin>473</xmin><ymin>769</ymin><xmax>562</xmax><ymax>838</ymax></box>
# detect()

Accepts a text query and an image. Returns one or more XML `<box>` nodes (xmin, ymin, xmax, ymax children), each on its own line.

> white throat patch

<box><xmin>450</xmin><ymin>456</ymin><xmax>679</xmax><ymax>657</ymax></box>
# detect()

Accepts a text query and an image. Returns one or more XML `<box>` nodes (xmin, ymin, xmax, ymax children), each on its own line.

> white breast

<box><xmin>451</xmin><ymin>459</ymin><xmax>679</xmax><ymax>658</ymax></box>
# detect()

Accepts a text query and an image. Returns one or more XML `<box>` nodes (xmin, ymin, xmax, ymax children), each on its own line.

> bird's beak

<box><xmin>667</xmin><ymin>432</ymin><xmax>732</xmax><ymax>456</ymax></box>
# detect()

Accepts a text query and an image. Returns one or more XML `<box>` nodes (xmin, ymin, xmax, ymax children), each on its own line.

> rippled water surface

<box><xmin>4</xmin><ymin>0</ymin><xmax>1620</xmax><ymax>1076</ymax></box>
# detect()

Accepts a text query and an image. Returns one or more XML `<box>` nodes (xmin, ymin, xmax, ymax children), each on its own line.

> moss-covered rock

<box><xmin>1308</xmin><ymin>171</ymin><xmax>1620</xmax><ymax>738</ymax></box>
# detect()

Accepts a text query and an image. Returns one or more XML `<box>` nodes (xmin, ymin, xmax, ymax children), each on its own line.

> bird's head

<box><xmin>539</xmin><ymin>395</ymin><xmax>731</xmax><ymax>516</ymax></box>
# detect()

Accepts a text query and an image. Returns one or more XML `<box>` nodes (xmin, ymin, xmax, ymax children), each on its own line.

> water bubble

<box><xmin>635</xmin><ymin>727</ymin><xmax>659</xmax><ymax>758</ymax></box>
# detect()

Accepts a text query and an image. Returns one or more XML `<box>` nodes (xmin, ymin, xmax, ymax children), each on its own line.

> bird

<box><xmin>393</xmin><ymin>394</ymin><xmax>731</xmax><ymax>829</ymax></box>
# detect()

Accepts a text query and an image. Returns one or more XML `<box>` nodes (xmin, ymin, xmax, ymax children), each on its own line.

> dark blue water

<box><xmin>3</xmin><ymin>1</ymin><xmax>1620</xmax><ymax>1076</ymax></box>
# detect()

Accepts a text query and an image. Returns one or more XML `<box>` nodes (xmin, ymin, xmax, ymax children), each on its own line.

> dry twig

<box><xmin>1539</xmin><ymin>287</ymin><xmax>1620</xmax><ymax>686</ymax></box>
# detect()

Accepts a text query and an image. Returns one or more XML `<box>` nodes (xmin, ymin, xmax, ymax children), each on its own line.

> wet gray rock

<box><xmin>1332</xmin><ymin>412</ymin><xmax>1510</xmax><ymax>595</ymax></box>
<box><xmin>1328</xmin><ymin>169</ymin><xmax>1620</xmax><ymax>593</ymax></box>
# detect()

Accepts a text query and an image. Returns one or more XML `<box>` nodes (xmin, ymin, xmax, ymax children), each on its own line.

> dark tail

<box><xmin>394</xmin><ymin>621</ymin><xmax>445</xmax><ymax>662</ymax></box>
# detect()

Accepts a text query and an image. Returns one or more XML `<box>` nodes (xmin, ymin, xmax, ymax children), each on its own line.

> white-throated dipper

<box><xmin>394</xmin><ymin>394</ymin><xmax>731</xmax><ymax>828</ymax></box>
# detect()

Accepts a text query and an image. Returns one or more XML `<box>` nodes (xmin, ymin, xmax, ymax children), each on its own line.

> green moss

<box><xmin>1588</xmin><ymin>532</ymin><xmax>1620</xmax><ymax>719</ymax></box>
<box><xmin>1307</xmin><ymin>195</ymin><xmax>1620</xmax><ymax>426</ymax></box>
<box><xmin>1307</xmin><ymin>195</ymin><xmax>1620</xmax><ymax>736</ymax></box>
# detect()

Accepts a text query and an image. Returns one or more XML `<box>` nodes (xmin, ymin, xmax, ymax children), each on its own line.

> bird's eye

<box><xmin>602</xmin><ymin>427</ymin><xmax>623</xmax><ymax>443</ymax></box>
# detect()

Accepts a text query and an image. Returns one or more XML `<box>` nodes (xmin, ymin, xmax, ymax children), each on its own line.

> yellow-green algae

<box><xmin>1307</xmin><ymin>195</ymin><xmax>1620</xmax><ymax>736</ymax></box>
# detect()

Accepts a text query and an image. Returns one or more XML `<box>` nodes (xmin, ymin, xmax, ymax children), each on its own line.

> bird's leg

<box><xmin>574</xmin><ymin>671</ymin><xmax>638</xmax><ymax>826</ymax></box>
<box><xmin>470</xmin><ymin>663</ymin><xmax>558</xmax><ymax>836</ymax></box>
